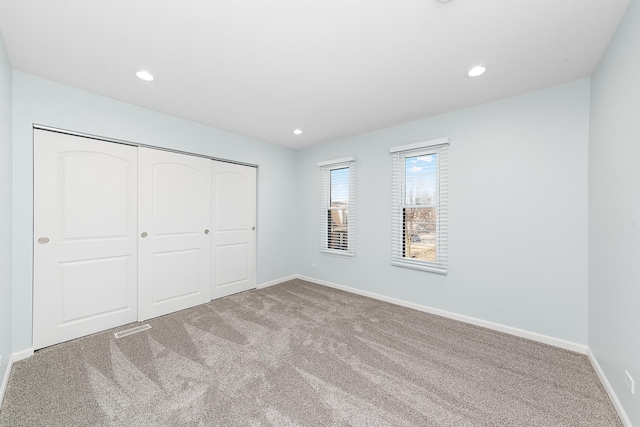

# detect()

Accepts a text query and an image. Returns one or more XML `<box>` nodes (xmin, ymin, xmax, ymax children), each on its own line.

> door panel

<box><xmin>216</xmin><ymin>172</ymin><xmax>250</xmax><ymax>230</ymax></box>
<box><xmin>212</xmin><ymin>161</ymin><xmax>256</xmax><ymax>299</ymax></box>
<box><xmin>152</xmin><ymin>249</ymin><xmax>200</xmax><ymax>302</ymax></box>
<box><xmin>33</xmin><ymin>130</ymin><xmax>138</xmax><ymax>349</ymax></box>
<box><xmin>138</xmin><ymin>148</ymin><xmax>211</xmax><ymax>320</ymax></box>
<box><xmin>215</xmin><ymin>244</ymin><xmax>249</xmax><ymax>285</ymax></box>
<box><xmin>152</xmin><ymin>163</ymin><xmax>201</xmax><ymax>236</ymax></box>
<box><xmin>61</xmin><ymin>154</ymin><xmax>130</xmax><ymax>239</ymax></box>
<box><xmin>61</xmin><ymin>257</ymin><xmax>129</xmax><ymax>322</ymax></box>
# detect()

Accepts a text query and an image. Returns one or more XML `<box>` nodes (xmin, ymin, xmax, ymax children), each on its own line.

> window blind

<box><xmin>318</xmin><ymin>157</ymin><xmax>356</xmax><ymax>257</ymax></box>
<box><xmin>391</xmin><ymin>139</ymin><xmax>448</xmax><ymax>273</ymax></box>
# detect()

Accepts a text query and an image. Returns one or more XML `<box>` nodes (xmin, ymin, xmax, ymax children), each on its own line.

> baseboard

<box><xmin>296</xmin><ymin>275</ymin><xmax>588</xmax><ymax>355</ymax></box>
<box><xmin>12</xmin><ymin>348</ymin><xmax>34</xmax><ymax>362</ymax></box>
<box><xmin>0</xmin><ymin>353</ymin><xmax>13</xmax><ymax>409</ymax></box>
<box><xmin>587</xmin><ymin>348</ymin><xmax>632</xmax><ymax>427</ymax></box>
<box><xmin>0</xmin><ymin>347</ymin><xmax>34</xmax><ymax>409</ymax></box>
<box><xmin>1</xmin><ymin>280</ymin><xmax>627</xmax><ymax>425</ymax></box>
<box><xmin>0</xmin><ymin>348</ymin><xmax>33</xmax><ymax>407</ymax></box>
<box><xmin>256</xmin><ymin>275</ymin><xmax>298</xmax><ymax>289</ymax></box>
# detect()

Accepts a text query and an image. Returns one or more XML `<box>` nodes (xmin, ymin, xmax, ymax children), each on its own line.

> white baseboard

<box><xmin>0</xmin><ymin>347</ymin><xmax>34</xmax><ymax>408</ymax></box>
<box><xmin>257</xmin><ymin>275</ymin><xmax>298</xmax><ymax>289</ymax></box>
<box><xmin>12</xmin><ymin>347</ymin><xmax>34</xmax><ymax>362</ymax></box>
<box><xmin>587</xmin><ymin>348</ymin><xmax>632</xmax><ymax>427</ymax></box>
<box><xmin>0</xmin><ymin>279</ymin><xmax>627</xmax><ymax>425</ymax></box>
<box><xmin>296</xmin><ymin>275</ymin><xmax>588</xmax><ymax>355</ymax></box>
<box><xmin>0</xmin><ymin>353</ymin><xmax>12</xmax><ymax>408</ymax></box>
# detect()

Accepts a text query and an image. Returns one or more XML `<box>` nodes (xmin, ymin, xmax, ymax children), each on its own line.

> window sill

<box><xmin>320</xmin><ymin>249</ymin><xmax>355</xmax><ymax>258</ymax></box>
<box><xmin>391</xmin><ymin>260</ymin><xmax>447</xmax><ymax>275</ymax></box>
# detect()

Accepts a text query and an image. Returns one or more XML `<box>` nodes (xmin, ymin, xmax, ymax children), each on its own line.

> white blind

<box><xmin>319</xmin><ymin>157</ymin><xmax>356</xmax><ymax>257</ymax></box>
<box><xmin>391</xmin><ymin>140</ymin><xmax>448</xmax><ymax>273</ymax></box>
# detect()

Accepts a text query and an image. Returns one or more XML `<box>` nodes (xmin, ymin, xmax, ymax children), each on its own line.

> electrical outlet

<box><xmin>624</xmin><ymin>370</ymin><xmax>634</xmax><ymax>394</ymax></box>
<box><xmin>311</xmin><ymin>263</ymin><xmax>318</xmax><ymax>269</ymax></box>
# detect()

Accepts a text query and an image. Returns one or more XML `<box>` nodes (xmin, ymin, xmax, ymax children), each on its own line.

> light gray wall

<box><xmin>589</xmin><ymin>0</ymin><xmax>640</xmax><ymax>424</ymax></box>
<box><xmin>11</xmin><ymin>71</ymin><xmax>298</xmax><ymax>352</ymax></box>
<box><xmin>0</xmin><ymin>32</ymin><xmax>13</xmax><ymax>390</ymax></box>
<box><xmin>296</xmin><ymin>79</ymin><xmax>590</xmax><ymax>345</ymax></box>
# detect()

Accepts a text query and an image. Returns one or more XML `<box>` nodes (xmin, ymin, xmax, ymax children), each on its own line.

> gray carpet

<box><xmin>0</xmin><ymin>279</ymin><xmax>621</xmax><ymax>426</ymax></box>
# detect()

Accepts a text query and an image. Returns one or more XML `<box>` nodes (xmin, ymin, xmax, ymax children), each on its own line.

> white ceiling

<box><xmin>0</xmin><ymin>0</ymin><xmax>630</xmax><ymax>149</ymax></box>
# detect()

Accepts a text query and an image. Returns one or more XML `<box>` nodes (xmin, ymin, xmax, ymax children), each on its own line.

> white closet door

<box><xmin>138</xmin><ymin>148</ymin><xmax>211</xmax><ymax>321</ymax></box>
<box><xmin>33</xmin><ymin>130</ymin><xmax>138</xmax><ymax>349</ymax></box>
<box><xmin>212</xmin><ymin>161</ymin><xmax>257</xmax><ymax>299</ymax></box>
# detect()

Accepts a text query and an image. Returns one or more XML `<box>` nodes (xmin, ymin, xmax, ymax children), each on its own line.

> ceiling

<box><xmin>0</xmin><ymin>0</ymin><xmax>630</xmax><ymax>149</ymax></box>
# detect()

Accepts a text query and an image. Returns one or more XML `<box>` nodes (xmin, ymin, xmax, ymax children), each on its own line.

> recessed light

<box><xmin>437</xmin><ymin>0</ymin><xmax>454</xmax><ymax>3</ymax></box>
<box><xmin>468</xmin><ymin>65</ymin><xmax>486</xmax><ymax>77</ymax></box>
<box><xmin>136</xmin><ymin>70</ymin><xmax>154</xmax><ymax>82</ymax></box>
<box><xmin>293</xmin><ymin>129</ymin><xmax>303</xmax><ymax>135</ymax></box>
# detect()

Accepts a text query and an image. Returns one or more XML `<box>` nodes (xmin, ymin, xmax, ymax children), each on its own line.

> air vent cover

<box><xmin>114</xmin><ymin>324</ymin><xmax>151</xmax><ymax>339</ymax></box>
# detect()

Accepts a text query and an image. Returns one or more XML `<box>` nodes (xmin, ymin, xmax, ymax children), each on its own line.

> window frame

<box><xmin>390</xmin><ymin>139</ymin><xmax>449</xmax><ymax>274</ymax></box>
<box><xmin>318</xmin><ymin>157</ymin><xmax>356</xmax><ymax>258</ymax></box>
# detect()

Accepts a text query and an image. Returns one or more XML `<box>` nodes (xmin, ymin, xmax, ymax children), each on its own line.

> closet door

<box><xmin>212</xmin><ymin>161</ymin><xmax>257</xmax><ymax>299</ymax></box>
<box><xmin>138</xmin><ymin>148</ymin><xmax>211</xmax><ymax>321</ymax></box>
<box><xmin>33</xmin><ymin>130</ymin><xmax>138</xmax><ymax>349</ymax></box>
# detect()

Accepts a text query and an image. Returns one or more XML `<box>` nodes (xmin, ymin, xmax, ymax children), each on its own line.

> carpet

<box><xmin>0</xmin><ymin>279</ymin><xmax>622</xmax><ymax>426</ymax></box>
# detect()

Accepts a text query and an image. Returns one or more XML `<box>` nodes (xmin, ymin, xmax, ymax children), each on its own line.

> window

<box><xmin>390</xmin><ymin>139</ymin><xmax>448</xmax><ymax>273</ymax></box>
<box><xmin>319</xmin><ymin>157</ymin><xmax>356</xmax><ymax>256</ymax></box>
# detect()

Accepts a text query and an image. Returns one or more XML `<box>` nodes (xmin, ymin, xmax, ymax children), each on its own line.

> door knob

<box><xmin>204</xmin><ymin>229</ymin><xmax>210</xmax><ymax>234</ymax></box>
<box><xmin>37</xmin><ymin>237</ymin><xmax>49</xmax><ymax>244</ymax></box>
<box><xmin>140</xmin><ymin>232</ymin><xmax>148</xmax><ymax>238</ymax></box>
<box><xmin>252</xmin><ymin>227</ymin><xmax>255</xmax><ymax>231</ymax></box>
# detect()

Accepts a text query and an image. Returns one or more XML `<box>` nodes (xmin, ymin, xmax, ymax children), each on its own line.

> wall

<box><xmin>296</xmin><ymin>79</ymin><xmax>590</xmax><ymax>345</ymax></box>
<box><xmin>0</xmin><ymin>32</ymin><xmax>12</xmax><ymax>396</ymax></box>
<box><xmin>589</xmin><ymin>0</ymin><xmax>640</xmax><ymax>424</ymax></box>
<box><xmin>11</xmin><ymin>72</ymin><xmax>298</xmax><ymax>352</ymax></box>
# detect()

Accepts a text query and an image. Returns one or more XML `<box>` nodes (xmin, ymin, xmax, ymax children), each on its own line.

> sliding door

<box><xmin>138</xmin><ymin>148</ymin><xmax>212</xmax><ymax>320</ymax></box>
<box><xmin>212</xmin><ymin>161</ymin><xmax>257</xmax><ymax>299</ymax></box>
<box><xmin>33</xmin><ymin>130</ymin><xmax>138</xmax><ymax>349</ymax></box>
<box><xmin>33</xmin><ymin>130</ymin><xmax>256</xmax><ymax>348</ymax></box>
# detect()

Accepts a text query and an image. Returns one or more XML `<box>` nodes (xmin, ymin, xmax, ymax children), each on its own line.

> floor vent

<box><xmin>114</xmin><ymin>324</ymin><xmax>152</xmax><ymax>339</ymax></box>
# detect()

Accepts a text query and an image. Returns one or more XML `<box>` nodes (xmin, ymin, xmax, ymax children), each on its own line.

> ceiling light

<box><xmin>136</xmin><ymin>70</ymin><xmax>154</xmax><ymax>82</ymax></box>
<box><xmin>293</xmin><ymin>129</ymin><xmax>302</xmax><ymax>135</ymax></box>
<box><xmin>467</xmin><ymin>65</ymin><xmax>486</xmax><ymax>77</ymax></box>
